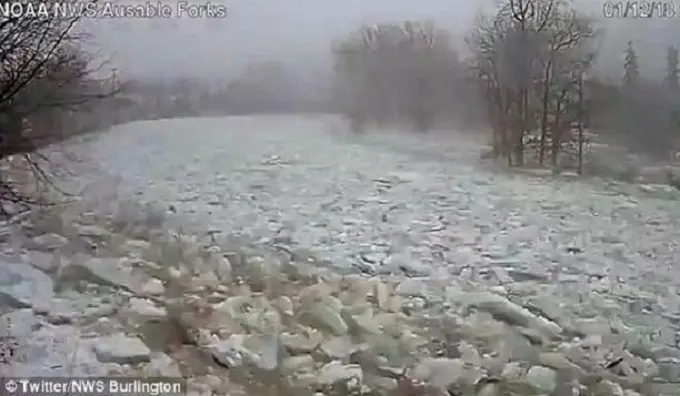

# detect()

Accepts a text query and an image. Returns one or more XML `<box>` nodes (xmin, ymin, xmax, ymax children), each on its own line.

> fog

<box><xmin>86</xmin><ymin>0</ymin><xmax>498</xmax><ymax>79</ymax></box>
<box><xmin>81</xmin><ymin>0</ymin><xmax>679</xmax><ymax>84</ymax></box>
<box><xmin>5</xmin><ymin>0</ymin><xmax>680</xmax><ymax>390</ymax></box>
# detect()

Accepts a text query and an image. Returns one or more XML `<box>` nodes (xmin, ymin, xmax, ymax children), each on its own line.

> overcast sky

<box><xmin>84</xmin><ymin>0</ymin><xmax>498</xmax><ymax>79</ymax></box>
<box><xmin>83</xmin><ymin>0</ymin><xmax>678</xmax><ymax>81</ymax></box>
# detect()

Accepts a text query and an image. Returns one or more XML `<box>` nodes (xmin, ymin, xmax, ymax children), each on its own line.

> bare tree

<box><xmin>0</xmin><ymin>0</ymin><xmax>118</xmax><ymax>216</ymax></box>
<box><xmin>534</xmin><ymin>4</ymin><xmax>596</xmax><ymax>166</ymax></box>
<box><xmin>468</xmin><ymin>0</ymin><xmax>597</xmax><ymax>169</ymax></box>
<box><xmin>466</xmin><ymin>11</ymin><xmax>514</xmax><ymax>161</ymax></box>
<box><xmin>331</xmin><ymin>21</ymin><xmax>464</xmax><ymax>133</ymax></box>
<box><xmin>331</xmin><ymin>28</ymin><xmax>373</xmax><ymax>132</ymax></box>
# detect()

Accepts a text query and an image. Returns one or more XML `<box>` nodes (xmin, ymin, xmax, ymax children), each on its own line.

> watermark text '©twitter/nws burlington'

<box><xmin>2</xmin><ymin>377</ymin><xmax>185</xmax><ymax>396</ymax></box>
<box><xmin>0</xmin><ymin>1</ymin><xmax>228</xmax><ymax>19</ymax></box>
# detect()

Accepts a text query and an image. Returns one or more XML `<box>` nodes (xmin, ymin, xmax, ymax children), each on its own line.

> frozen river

<box><xmin>45</xmin><ymin>114</ymin><xmax>680</xmax><ymax>389</ymax></box>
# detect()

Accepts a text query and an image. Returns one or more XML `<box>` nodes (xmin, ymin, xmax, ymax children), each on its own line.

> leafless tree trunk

<box><xmin>508</xmin><ymin>0</ymin><xmax>535</xmax><ymax>167</ymax></box>
<box><xmin>538</xmin><ymin>58</ymin><xmax>552</xmax><ymax>166</ymax></box>
<box><xmin>576</xmin><ymin>71</ymin><xmax>584</xmax><ymax>174</ymax></box>
<box><xmin>551</xmin><ymin>99</ymin><xmax>563</xmax><ymax>168</ymax></box>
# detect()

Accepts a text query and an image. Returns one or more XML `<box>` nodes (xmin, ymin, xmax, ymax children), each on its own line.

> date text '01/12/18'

<box><xmin>603</xmin><ymin>1</ymin><xmax>677</xmax><ymax>18</ymax></box>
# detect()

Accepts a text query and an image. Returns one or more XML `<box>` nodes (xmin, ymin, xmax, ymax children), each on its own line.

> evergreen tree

<box><xmin>665</xmin><ymin>45</ymin><xmax>679</xmax><ymax>91</ymax></box>
<box><xmin>665</xmin><ymin>46</ymin><xmax>680</xmax><ymax>135</ymax></box>
<box><xmin>622</xmin><ymin>40</ymin><xmax>640</xmax><ymax>88</ymax></box>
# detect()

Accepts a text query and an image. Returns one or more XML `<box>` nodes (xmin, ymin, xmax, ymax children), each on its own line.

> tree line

<box><xmin>330</xmin><ymin>0</ymin><xmax>680</xmax><ymax>173</ymax></box>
